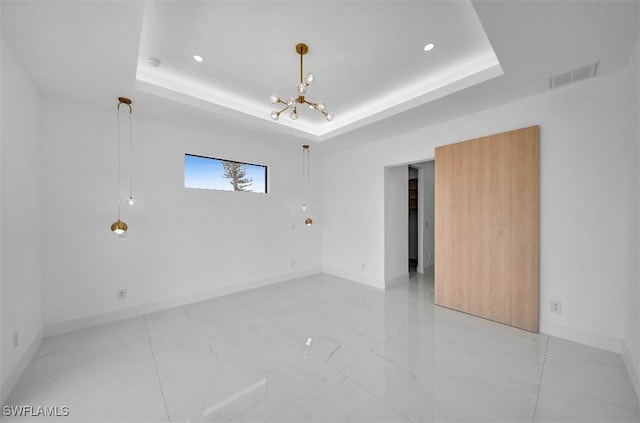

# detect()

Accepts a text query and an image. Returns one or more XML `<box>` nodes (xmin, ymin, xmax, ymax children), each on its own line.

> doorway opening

<box><xmin>408</xmin><ymin>167</ymin><xmax>419</xmax><ymax>272</ymax></box>
<box><xmin>407</xmin><ymin>161</ymin><xmax>435</xmax><ymax>275</ymax></box>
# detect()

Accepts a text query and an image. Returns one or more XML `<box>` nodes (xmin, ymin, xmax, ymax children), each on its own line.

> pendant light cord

<box><xmin>128</xmin><ymin>106</ymin><xmax>133</xmax><ymax>200</ymax></box>
<box><xmin>302</xmin><ymin>145</ymin><xmax>310</xmax><ymax>213</ymax></box>
<box><xmin>116</xmin><ymin>105</ymin><xmax>122</xmax><ymax>219</ymax></box>
<box><xmin>306</xmin><ymin>148</ymin><xmax>310</xmax><ymax>183</ymax></box>
<box><xmin>302</xmin><ymin>146</ymin><xmax>310</xmax><ymax>183</ymax></box>
<box><xmin>116</xmin><ymin>98</ymin><xmax>133</xmax><ymax>216</ymax></box>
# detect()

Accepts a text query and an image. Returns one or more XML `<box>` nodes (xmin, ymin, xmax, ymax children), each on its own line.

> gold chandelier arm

<box><xmin>303</xmin><ymin>99</ymin><xmax>327</xmax><ymax>114</ymax></box>
<box><xmin>277</xmin><ymin>104</ymin><xmax>290</xmax><ymax>114</ymax></box>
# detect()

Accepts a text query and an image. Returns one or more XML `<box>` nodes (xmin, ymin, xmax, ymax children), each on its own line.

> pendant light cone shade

<box><xmin>110</xmin><ymin>219</ymin><xmax>128</xmax><ymax>234</ymax></box>
<box><xmin>305</xmin><ymin>217</ymin><xmax>313</xmax><ymax>226</ymax></box>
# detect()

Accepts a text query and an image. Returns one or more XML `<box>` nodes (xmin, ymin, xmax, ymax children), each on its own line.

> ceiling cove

<box><xmin>135</xmin><ymin>1</ymin><xmax>502</xmax><ymax>142</ymax></box>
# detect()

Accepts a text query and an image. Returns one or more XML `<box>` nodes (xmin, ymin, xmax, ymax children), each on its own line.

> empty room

<box><xmin>1</xmin><ymin>1</ymin><xmax>639</xmax><ymax>422</ymax></box>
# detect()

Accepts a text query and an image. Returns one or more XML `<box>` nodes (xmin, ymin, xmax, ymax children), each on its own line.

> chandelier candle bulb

<box><xmin>305</xmin><ymin>73</ymin><xmax>315</xmax><ymax>85</ymax></box>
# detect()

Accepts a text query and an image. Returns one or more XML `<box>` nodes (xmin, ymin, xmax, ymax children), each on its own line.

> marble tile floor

<box><xmin>4</xmin><ymin>272</ymin><xmax>639</xmax><ymax>422</ymax></box>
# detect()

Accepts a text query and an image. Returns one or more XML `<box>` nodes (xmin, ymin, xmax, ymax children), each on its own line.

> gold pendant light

<box><xmin>110</xmin><ymin>219</ymin><xmax>128</xmax><ymax>234</ymax></box>
<box><xmin>111</xmin><ymin>97</ymin><xmax>132</xmax><ymax>236</ymax></box>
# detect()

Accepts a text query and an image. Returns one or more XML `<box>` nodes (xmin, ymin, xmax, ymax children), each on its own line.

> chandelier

<box><xmin>270</xmin><ymin>43</ymin><xmax>333</xmax><ymax>122</ymax></box>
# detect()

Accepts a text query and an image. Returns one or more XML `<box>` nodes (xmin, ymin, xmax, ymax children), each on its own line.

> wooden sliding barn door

<box><xmin>434</xmin><ymin>126</ymin><xmax>539</xmax><ymax>332</ymax></box>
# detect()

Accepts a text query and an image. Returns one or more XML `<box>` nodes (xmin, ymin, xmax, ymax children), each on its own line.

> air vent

<box><xmin>549</xmin><ymin>62</ymin><xmax>599</xmax><ymax>89</ymax></box>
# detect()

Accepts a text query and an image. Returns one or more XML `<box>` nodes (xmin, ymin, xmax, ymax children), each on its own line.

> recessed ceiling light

<box><xmin>193</xmin><ymin>55</ymin><xmax>204</xmax><ymax>63</ymax></box>
<box><xmin>424</xmin><ymin>43</ymin><xmax>435</xmax><ymax>52</ymax></box>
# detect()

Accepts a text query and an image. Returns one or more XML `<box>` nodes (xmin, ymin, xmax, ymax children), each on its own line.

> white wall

<box><xmin>1</xmin><ymin>37</ymin><xmax>43</xmax><ymax>403</ymax></box>
<box><xmin>422</xmin><ymin>161</ymin><xmax>434</xmax><ymax>270</ymax></box>
<box><xmin>623</xmin><ymin>6</ymin><xmax>640</xmax><ymax>400</ymax></box>
<box><xmin>40</xmin><ymin>95</ymin><xmax>322</xmax><ymax>334</ymax></box>
<box><xmin>415</xmin><ymin>161</ymin><xmax>434</xmax><ymax>273</ymax></box>
<box><xmin>321</xmin><ymin>146</ymin><xmax>385</xmax><ymax>286</ymax></box>
<box><xmin>322</xmin><ymin>69</ymin><xmax>637</xmax><ymax>353</ymax></box>
<box><xmin>384</xmin><ymin>166</ymin><xmax>408</xmax><ymax>286</ymax></box>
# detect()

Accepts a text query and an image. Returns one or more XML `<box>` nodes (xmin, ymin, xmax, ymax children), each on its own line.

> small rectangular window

<box><xmin>184</xmin><ymin>154</ymin><xmax>268</xmax><ymax>193</ymax></box>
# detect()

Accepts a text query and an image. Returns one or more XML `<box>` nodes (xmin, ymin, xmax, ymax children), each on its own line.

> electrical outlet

<box><xmin>13</xmin><ymin>331</ymin><xmax>18</xmax><ymax>349</ymax></box>
<box><xmin>118</xmin><ymin>289</ymin><xmax>127</xmax><ymax>300</ymax></box>
<box><xmin>291</xmin><ymin>260</ymin><xmax>296</xmax><ymax>268</ymax></box>
<box><xmin>551</xmin><ymin>301</ymin><xmax>562</xmax><ymax>313</ymax></box>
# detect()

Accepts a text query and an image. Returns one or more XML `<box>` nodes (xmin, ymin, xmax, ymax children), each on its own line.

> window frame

<box><xmin>184</xmin><ymin>153</ymin><xmax>269</xmax><ymax>194</ymax></box>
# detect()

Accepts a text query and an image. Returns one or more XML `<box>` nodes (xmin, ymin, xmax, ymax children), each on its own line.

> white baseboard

<box><xmin>422</xmin><ymin>264</ymin><xmax>434</xmax><ymax>275</ymax></box>
<box><xmin>321</xmin><ymin>268</ymin><xmax>409</xmax><ymax>290</ymax></box>
<box><xmin>385</xmin><ymin>273</ymin><xmax>410</xmax><ymax>289</ymax></box>
<box><xmin>44</xmin><ymin>268</ymin><xmax>322</xmax><ymax>337</ymax></box>
<box><xmin>622</xmin><ymin>341</ymin><xmax>640</xmax><ymax>404</ymax></box>
<box><xmin>422</xmin><ymin>264</ymin><xmax>434</xmax><ymax>274</ymax></box>
<box><xmin>529</xmin><ymin>320</ymin><xmax>639</xmax><ymax>402</ymax></box>
<box><xmin>1</xmin><ymin>328</ymin><xmax>43</xmax><ymax>406</ymax></box>
<box><xmin>539</xmin><ymin>319</ymin><xmax>623</xmax><ymax>354</ymax></box>
<box><xmin>322</xmin><ymin>267</ymin><xmax>386</xmax><ymax>290</ymax></box>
